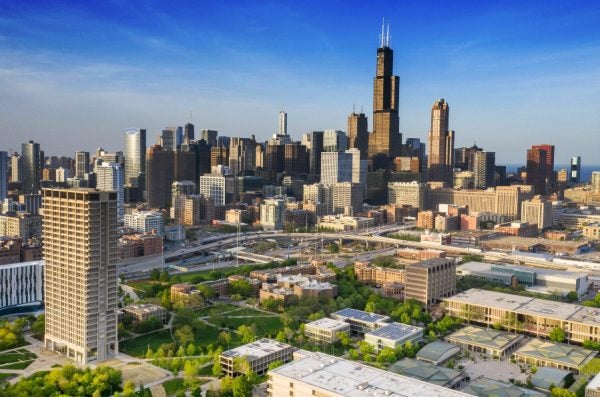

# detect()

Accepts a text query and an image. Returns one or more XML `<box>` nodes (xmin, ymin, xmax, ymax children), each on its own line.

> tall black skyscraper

<box><xmin>21</xmin><ymin>140</ymin><xmax>41</xmax><ymax>194</ymax></box>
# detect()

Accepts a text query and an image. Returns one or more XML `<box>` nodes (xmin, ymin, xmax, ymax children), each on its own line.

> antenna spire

<box><xmin>380</xmin><ymin>18</ymin><xmax>385</xmax><ymax>48</ymax></box>
<box><xmin>386</xmin><ymin>23</ymin><xmax>390</xmax><ymax>47</ymax></box>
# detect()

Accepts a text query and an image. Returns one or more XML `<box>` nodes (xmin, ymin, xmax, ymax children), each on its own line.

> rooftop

<box><xmin>588</xmin><ymin>372</ymin><xmax>600</xmax><ymax>391</ymax></box>
<box><xmin>269</xmin><ymin>351</ymin><xmax>469</xmax><ymax>397</ymax></box>
<box><xmin>388</xmin><ymin>358</ymin><xmax>462</xmax><ymax>387</ymax></box>
<box><xmin>462</xmin><ymin>377</ymin><xmax>545</xmax><ymax>397</ymax></box>
<box><xmin>365</xmin><ymin>322</ymin><xmax>423</xmax><ymax>342</ymax></box>
<box><xmin>416</xmin><ymin>341</ymin><xmax>461</xmax><ymax>363</ymax></box>
<box><xmin>332</xmin><ymin>308</ymin><xmax>391</xmax><ymax>324</ymax></box>
<box><xmin>123</xmin><ymin>303</ymin><xmax>165</xmax><ymax>314</ymax></box>
<box><xmin>220</xmin><ymin>338</ymin><xmax>291</xmax><ymax>360</ymax></box>
<box><xmin>305</xmin><ymin>318</ymin><xmax>350</xmax><ymax>332</ymax></box>
<box><xmin>514</xmin><ymin>339</ymin><xmax>596</xmax><ymax>368</ymax></box>
<box><xmin>530</xmin><ymin>367</ymin><xmax>572</xmax><ymax>390</ymax></box>
<box><xmin>446</xmin><ymin>326</ymin><xmax>523</xmax><ymax>350</ymax></box>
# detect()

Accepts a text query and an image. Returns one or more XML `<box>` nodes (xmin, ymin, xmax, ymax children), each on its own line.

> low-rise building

<box><xmin>583</xmin><ymin>223</ymin><xmax>600</xmax><ymax>240</ymax></box>
<box><xmin>220</xmin><ymin>338</ymin><xmax>293</xmax><ymax>377</ymax></box>
<box><xmin>415</xmin><ymin>341</ymin><xmax>461</xmax><ymax>365</ymax></box>
<box><xmin>0</xmin><ymin>259</ymin><xmax>44</xmax><ymax>315</ymax></box>
<box><xmin>389</xmin><ymin>358</ymin><xmax>463</xmax><ymax>389</ymax></box>
<box><xmin>364</xmin><ymin>322</ymin><xmax>423</xmax><ymax>352</ymax></box>
<box><xmin>267</xmin><ymin>351</ymin><xmax>470</xmax><ymax>397</ymax></box>
<box><xmin>354</xmin><ymin>261</ymin><xmax>405</xmax><ymax>286</ymax></box>
<box><xmin>259</xmin><ymin>275</ymin><xmax>337</xmax><ymax>303</ymax></box>
<box><xmin>118</xmin><ymin>233</ymin><xmax>162</xmax><ymax>260</ymax></box>
<box><xmin>249</xmin><ymin>261</ymin><xmax>335</xmax><ymax>283</ymax></box>
<box><xmin>124</xmin><ymin>211</ymin><xmax>164</xmax><ymax>236</ymax></box>
<box><xmin>396</xmin><ymin>248</ymin><xmax>445</xmax><ymax>261</ymax></box>
<box><xmin>494</xmin><ymin>221</ymin><xmax>539</xmax><ymax>237</ymax></box>
<box><xmin>462</xmin><ymin>377</ymin><xmax>544</xmax><ymax>397</ymax></box>
<box><xmin>304</xmin><ymin>318</ymin><xmax>351</xmax><ymax>344</ymax></box>
<box><xmin>587</xmin><ymin>371</ymin><xmax>600</xmax><ymax>397</ymax></box>
<box><xmin>123</xmin><ymin>304</ymin><xmax>167</xmax><ymax>323</ymax></box>
<box><xmin>445</xmin><ymin>326</ymin><xmax>524</xmax><ymax>358</ymax></box>
<box><xmin>530</xmin><ymin>367</ymin><xmax>573</xmax><ymax>392</ymax></box>
<box><xmin>330</xmin><ymin>308</ymin><xmax>390</xmax><ymax>336</ymax></box>
<box><xmin>513</xmin><ymin>339</ymin><xmax>596</xmax><ymax>374</ymax></box>
<box><xmin>318</xmin><ymin>214</ymin><xmax>375</xmax><ymax>231</ymax></box>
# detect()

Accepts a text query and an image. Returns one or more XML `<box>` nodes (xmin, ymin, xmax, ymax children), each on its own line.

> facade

<box><xmin>368</xmin><ymin>29</ymin><xmax>401</xmax><ymax>162</ymax></box>
<box><xmin>124</xmin><ymin>128</ymin><xmax>146</xmax><ymax>188</ymax></box>
<box><xmin>0</xmin><ymin>212</ymin><xmax>42</xmax><ymax>240</ymax></box>
<box><xmin>75</xmin><ymin>151</ymin><xmax>90</xmax><ymax>178</ymax></box>
<box><xmin>427</xmin><ymin>99</ymin><xmax>454</xmax><ymax>184</ymax></box>
<box><xmin>494</xmin><ymin>221</ymin><xmax>539</xmax><ymax>237</ymax></box>
<box><xmin>570</xmin><ymin>156</ymin><xmax>581</xmax><ymax>184</ymax></box>
<box><xmin>444</xmin><ymin>289</ymin><xmax>600</xmax><ymax>343</ymax></box>
<box><xmin>10</xmin><ymin>153</ymin><xmax>21</xmax><ymax>183</ymax></box>
<box><xmin>322</xmin><ymin>129</ymin><xmax>347</xmax><ymax>152</ymax></box>
<box><xmin>445</xmin><ymin>326</ymin><xmax>524</xmax><ymax>357</ymax></box>
<box><xmin>592</xmin><ymin>171</ymin><xmax>600</xmax><ymax>193</ymax></box>
<box><xmin>388</xmin><ymin>182</ymin><xmax>427</xmax><ymax>209</ymax></box>
<box><xmin>364</xmin><ymin>322</ymin><xmax>423</xmax><ymax>352</ymax></box>
<box><xmin>124</xmin><ymin>211</ymin><xmax>164</xmax><ymax>236</ymax></box>
<box><xmin>260</xmin><ymin>197</ymin><xmax>286</xmax><ymax>231</ymax></box>
<box><xmin>526</xmin><ymin>144</ymin><xmax>555</xmax><ymax>195</ymax></box>
<box><xmin>200</xmin><ymin>129</ymin><xmax>218</xmax><ymax>147</ymax></box>
<box><xmin>0</xmin><ymin>260</ymin><xmax>44</xmax><ymax>314</ymax></box>
<box><xmin>199</xmin><ymin>173</ymin><xmax>235</xmax><ymax>205</ymax></box>
<box><xmin>43</xmin><ymin>188</ymin><xmax>118</xmax><ymax>364</ymax></box>
<box><xmin>0</xmin><ymin>151</ymin><xmax>7</xmax><ymax>202</ymax></box>
<box><xmin>521</xmin><ymin>196</ymin><xmax>552</xmax><ymax>229</ymax></box>
<box><xmin>278</xmin><ymin>111</ymin><xmax>287</xmax><ymax>135</ymax></box>
<box><xmin>304</xmin><ymin>318</ymin><xmax>351</xmax><ymax>344</ymax></box>
<box><xmin>587</xmin><ymin>372</ymin><xmax>600</xmax><ymax>397</ymax></box>
<box><xmin>354</xmin><ymin>261</ymin><xmax>405</xmax><ymax>286</ymax></box>
<box><xmin>146</xmin><ymin>144</ymin><xmax>174</xmax><ymax>209</ymax></box>
<box><xmin>320</xmin><ymin>151</ymin><xmax>352</xmax><ymax>184</ymax></box>
<box><xmin>319</xmin><ymin>214</ymin><xmax>374</xmax><ymax>231</ymax></box>
<box><xmin>404</xmin><ymin>258</ymin><xmax>456</xmax><ymax>306</ymax></box>
<box><xmin>331</xmin><ymin>308</ymin><xmax>391</xmax><ymax>335</ymax></box>
<box><xmin>513</xmin><ymin>339</ymin><xmax>596</xmax><ymax>374</ymax></box>
<box><xmin>96</xmin><ymin>161</ymin><xmax>124</xmax><ymax>218</ymax></box>
<box><xmin>267</xmin><ymin>351</ymin><xmax>470</xmax><ymax>397</ymax></box>
<box><xmin>389</xmin><ymin>358</ymin><xmax>463</xmax><ymax>389</ymax></box>
<box><xmin>219</xmin><ymin>339</ymin><xmax>293</xmax><ymax>377</ymax></box>
<box><xmin>249</xmin><ymin>261</ymin><xmax>336</xmax><ymax>283</ymax></box>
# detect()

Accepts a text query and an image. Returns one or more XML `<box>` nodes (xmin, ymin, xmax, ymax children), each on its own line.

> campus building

<box><xmin>219</xmin><ymin>339</ymin><xmax>293</xmax><ymax>377</ymax></box>
<box><xmin>444</xmin><ymin>289</ymin><xmax>600</xmax><ymax>343</ymax></box>
<box><xmin>331</xmin><ymin>308</ymin><xmax>390</xmax><ymax>336</ymax></box>
<box><xmin>0</xmin><ymin>259</ymin><xmax>44</xmax><ymax>315</ymax></box>
<box><xmin>444</xmin><ymin>326</ymin><xmax>524</xmax><ymax>358</ymax></box>
<box><xmin>389</xmin><ymin>358</ymin><xmax>463</xmax><ymax>389</ymax></box>
<box><xmin>123</xmin><ymin>304</ymin><xmax>167</xmax><ymax>323</ymax></box>
<box><xmin>304</xmin><ymin>318</ymin><xmax>351</xmax><ymax>344</ymax></box>
<box><xmin>404</xmin><ymin>258</ymin><xmax>456</xmax><ymax>306</ymax></box>
<box><xmin>354</xmin><ymin>261</ymin><xmax>405</xmax><ymax>286</ymax></box>
<box><xmin>364</xmin><ymin>322</ymin><xmax>423</xmax><ymax>352</ymax></box>
<box><xmin>513</xmin><ymin>339</ymin><xmax>596</xmax><ymax>374</ymax></box>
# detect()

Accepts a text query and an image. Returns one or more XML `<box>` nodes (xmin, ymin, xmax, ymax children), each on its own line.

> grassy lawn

<box><xmin>0</xmin><ymin>360</ymin><xmax>35</xmax><ymax>370</ymax></box>
<box><xmin>119</xmin><ymin>329</ymin><xmax>174</xmax><ymax>357</ymax></box>
<box><xmin>0</xmin><ymin>350</ymin><xmax>37</xmax><ymax>365</ymax></box>
<box><xmin>194</xmin><ymin>304</ymin><xmax>239</xmax><ymax>317</ymax></box>
<box><xmin>206</xmin><ymin>316</ymin><xmax>283</xmax><ymax>338</ymax></box>
<box><xmin>0</xmin><ymin>373</ymin><xmax>16</xmax><ymax>382</ymax></box>
<box><xmin>228</xmin><ymin>307</ymin><xmax>273</xmax><ymax>316</ymax></box>
<box><xmin>162</xmin><ymin>377</ymin><xmax>185</xmax><ymax>396</ymax></box>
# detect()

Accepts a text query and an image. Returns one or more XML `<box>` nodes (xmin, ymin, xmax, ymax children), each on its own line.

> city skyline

<box><xmin>1</xmin><ymin>1</ymin><xmax>600</xmax><ymax>164</ymax></box>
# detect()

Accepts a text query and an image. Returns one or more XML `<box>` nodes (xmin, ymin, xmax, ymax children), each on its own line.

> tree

<box><xmin>267</xmin><ymin>360</ymin><xmax>284</xmax><ymax>370</ymax></box>
<box><xmin>230</xmin><ymin>279</ymin><xmax>253</xmax><ymax>297</ymax></box>
<box><xmin>30</xmin><ymin>314</ymin><xmax>45</xmax><ymax>340</ymax></box>
<box><xmin>197</xmin><ymin>284</ymin><xmax>216</xmax><ymax>300</ymax></box>
<box><xmin>460</xmin><ymin>304</ymin><xmax>482</xmax><ymax>324</ymax></box>
<box><xmin>376</xmin><ymin>347</ymin><xmax>397</xmax><ymax>363</ymax></box>
<box><xmin>175</xmin><ymin>325</ymin><xmax>195</xmax><ymax>345</ymax></box>
<box><xmin>549</xmin><ymin>327</ymin><xmax>566</xmax><ymax>343</ymax></box>
<box><xmin>159</xmin><ymin>269</ymin><xmax>170</xmax><ymax>282</ymax></box>
<box><xmin>146</xmin><ymin>347</ymin><xmax>154</xmax><ymax>359</ymax></box>
<box><xmin>231</xmin><ymin>375</ymin><xmax>253</xmax><ymax>397</ymax></box>
<box><xmin>336</xmin><ymin>331</ymin><xmax>351</xmax><ymax>348</ymax></box>
<box><xmin>327</xmin><ymin>243</ymin><xmax>339</xmax><ymax>254</ymax></box>
<box><xmin>550</xmin><ymin>388</ymin><xmax>576</xmax><ymax>397</ymax></box>
<box><xmin>150</xmin><ymin>268</ymin><xmax>161</xmax><ymax>281</ymax></box>
<box><xmin>212</xmin><ymin>358</ymin><xmax>223</xmax><ymax>377</ymax></box>
<box><xmin>186</xmin><ymin>343</ymin><xmax>197</xmax><ymax>356</ymax></box>
<box><xmin>183</xmin><ymin>360</ymin><xmax>198</xmax><ymax>385</ymax></box>
<box><xmin>566</xmin><ymin>291</ymin><xmax>578</xmax><ymax>303</ymax></box>
<box><xmin>233</xmin><ymin>357</ymin><xmax>251</xmax><ymax>376</ymax></box>
<box><xmin>237</xmin><ymin>325</ymin><xmax>255</xmax><ymax>344</ymax></box>
<box><xmin>176</xmin><ymin>345</ymin><xmax>186</xmax><ymax>357</ymax></box>
<box><xmin>160</xmin><ymin>290</ymin><xmax>172</xmax><ymax>310</ymax></box>
<box><xmin>217</xmin><ymin>331</ymin><xmax>232</xmax><ymax>347</ymax></box>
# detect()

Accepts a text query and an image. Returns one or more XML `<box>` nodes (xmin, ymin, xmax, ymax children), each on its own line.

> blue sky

<box><xmin>1</xmin><ymin>1</ymin><xmax>599</xmax><ymax>165</ymax></box>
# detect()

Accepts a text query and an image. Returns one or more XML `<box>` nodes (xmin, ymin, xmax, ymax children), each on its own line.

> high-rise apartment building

<box><xmin>260</xmin><ymin>197</ymin><xmax>286</xmax><ymax>231</ymax></box>
<box><xmin>347</xmin><ymin>148</ymin><xmax>367</xmax><ymax>186</ymax></box>
<box><xmin>473</xmin><ymin>151</ymin><xmax>496</xmax><ymax>189</ymax></box>
<box><xmin>146</xmin><ymin>145</ymin><xmax>175</xmax><ymax>209</ymax></box>
<box><xmin>593</xmin><ymin>172</ymin><xmax>600</xmax><ymax>193</ymax></box>
<box><xmin>332</xmin><ymin>182</ymin><xmax>364</xmax><ymax>215</ymax></box>
<box><xmin>278</xmin><ymin>111</ymin><xmax>287</xmax><ymax>136</ymax></box>
<box><xmin>427</xmin><ymin>99</ymin><xmax>454</xmax><ymax>184</ymax></box>
<box><xmin>75</xmin><ymin>151</ymin><xmax>90</xmax><ymax>178</ymax></box>
<box><xmin>10</xmin><ymin>152</ymin><xmax>21</xmax><ymax>183</ymax></box>
<box><xmin>347</xmin><ymin>112</ymin><xmax>369</xmax><ymax>159</ymax></box>
<box><xmin>526</xmin><ymin>144</ymin><xmax>555</xmax><ymax>195</ymax></box>
<box><xmin>96</xmin><ymin>162</ymin><xmax>125</xmax><ymax>218</ymax></box>
<box><xmin>570</xmin><ymin>156</ymin><xmax>581</xmax><ymax>184</ymax></box>
<box><xmin>21</xmin><ymin>140</ymin><xmax>42</xmax><ymax>194</ymax></box>
<box><xmin>368</xmin><ymin>26</ymin><xmax>401</xmax><ymax>161</ymax></box>
<box><xmin>42</xmin><ymin>188</ymin><xmax>118</xmax><ymax>364</ymax></box>
<box><xmin>199</xmin><ymin>173</ymin><xmax>235</xmax><ymax>206</ymax></box>
<box><xmin>404</xmin><ymin>258</ymin><xmax>456</xmax><ymax>306</ymax></box>
<box><xmin>0</xmin><ymin>151</ymin><xmax>7</xmax><ymax>202</ymax></box>
<box><xmin>200</xmin><ymin>129</ymin><xmax>218</xmax><ymax>147</ymax></box>
<box><xmin>124</xmin><ymin>128</ymin><xmax>146</xmax><ymax>188</ymax></box>
<box><xmin>321</xmin><ymin>152</ymin><xmax>352</xmax><ymax>185</ymax></box>
<box><xmin>521</xmin><ymin>195</ymin><xmax>552</xmax><ymax>230</ymax></box>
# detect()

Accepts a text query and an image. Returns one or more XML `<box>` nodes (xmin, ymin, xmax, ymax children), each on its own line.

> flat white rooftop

<box><xmin>305</xmin><ymin>318</ymin><xmax>350</xmax><ymax>331</ymax></box>
<box><xmin>332</xmin><ymin>308</ymin><xmax>391</xmax><ymax>324</ymax></box>
<box><xmin>269</xmin><ymin>351</ymin><xmax>469</xmax><ymax>397</ymax></box>
<box><xmin>220</xmin><ymin>338</ymin><xmax>291</xmax><ymax>360</ymax></box>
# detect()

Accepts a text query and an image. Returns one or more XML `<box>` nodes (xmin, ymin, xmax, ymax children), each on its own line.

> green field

<box><xmin>0</xmin><ymin>349</ymin><xmax>36</xmax><ymax>366</ymax></box>
<box><xmin>162</xmin><ymin>378</ymin><xmax>185</xmax><ymax>396</ymax></box>
<box><xmin>194</xmin><ymin>304</ymin><xmax>239</xmax><ymax>317</ymax></box>
<box><xmin>0</xmin><ymin>360</ymin><xmax>35</xmax><ymax>370</ymax></box>
<box><xmin>119</xmin><ymin>329</ymin><xmax>174</xmax><ymax>357</ymax></box>
<box><xmin>0</xmin><ymin>373</ymin><xmax>16</xmax><ymax>382</ymax></box>
<box><xmin>227</xmin><ymin>307</ymin><xmax>272</xmax><ymax>316</ymax></box>
<box><xmin>206</xmin><ymin>316</ymin><xmax>283</xmax><ymax>338</ymax></box>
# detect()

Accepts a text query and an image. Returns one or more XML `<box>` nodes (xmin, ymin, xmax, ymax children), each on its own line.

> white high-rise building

<box><xmin>278</xmin><ymin>111</ymin><xmax>287</xmax><ymax>136</ymax></box>
<box><xmin>323</xmin><ymin>129</ymin><xmax>348</xmax><ymax>152</ymax></box>
<box><xmin>199</xmin><ymin>173</ymin><xmax>235</xmax><ymax>205</ymax></box>
<box><xmin>346</xmin><ymin>148</ymin><xmax>367</xmax><ymax>186</ymax></box>
<box><xmin>592</xmin><ymin>171</ymin><xmax>600</xmax><ymax>193</ymax></box>
<box><xmin>55</xmin><ymin>167</ymin><xmax>71</xmax><ymax>183</ymax></box>
<box><xmin>260</xmin><ymin>197</ymin><xmax>286</xmax><ymax>231</ymax></box>
<box><xmin>521</xmin><ymin>195</ymin><xmax>552</xmax><ymax>230</ymax></box>
<box><xmin>43</xmin><ymin>188</ymin><xmax>118</xmax><ymax>364</ymax></box>
<box><xmin>96</xmin><ymin>162</ymin><xmax>125</xmax><ymax>218</ymax></box>
<box><xmin>321</xmin><ymin>152</ymin><xmax>352</xmax><ymax>185</ymax></box>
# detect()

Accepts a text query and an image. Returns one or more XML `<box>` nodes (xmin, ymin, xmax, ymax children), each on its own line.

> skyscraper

<box><xmin>124</xmin><ymin>128</ymin><xmax>146</xmax><ymax>188</ymax></box>
<box><xmin>146</xmin><ymin>145</ymin><xmax>174</xmax><ymax>209</ymax></box>
<box><xmin>96</xmin><ymin>162</ymin><xmax>125</xmax><ymax>218</ymax></box>
<box><xmin>323</xmin><ymin>130</ymin><xmax>348</xmax><ymax>152</ymax></box>
<box><xmin>473</xmin><ymin>151</ymin><xmax>496</xmax><ymax>189</ymax></box>
<box><xmin>570</xmin><ymin>156</ymin><xmax>581</xmax><ymax>184</ymax></box>
<box><xmin>75</xmin><ymin>151</ymin><xmax>90</xmax><ymax>178</ymax></box>
<box><xmin>160</xmin><ymin>129</ymin><xmax>176</xmax><ymax>151</ymax></box>
<box><xmin>184</xmin><ymin>123</ymin><xmax>195</xmax><ymax>144</ymax></box>
<box><xmin>526</xmin><ymin>144</ymin><xmax>554</xmax><ymax>195</ymax></box>
<box><xmin>279</xmin><ymin>111</ymin><xmax>288</xmax><ymax>136</ymax></box>
<box><xmin>592</xmin><ymin>171</ymin><xmax>600</xmax><ymax>193</ymax></box>
<box><xmin>321</xmin><ymin>152</ymin><xmax>353</xmax><ymax>185</ymax></box>
<box><xmin>347</xmin><ymin>111</ymin><xmax>369</xmax><ymax>159</ymax></box>
<box><xmin>200</xmin><ymin>129</ymin><xmax>218</xmax><ymax>147</ymax></box>
<box><xmin>427</xmin><ymin>99</ymin><xmax>454</xmax><ymax>184</ymax></box>
<box><xmin>10</xmin><ymin>153</ymin><xmax>21</xmax><ymax>183</ymax></box>
<box><xmin>0</xmin><ymin>151</ymin><xmax>7</xmax><ymax>201</ymax></box>
<box><xmin>21</xmin><ymin>141</ymin><xmax>42</xmax><ymax>194</ymax></box>
<box><xmin>308</xmin><ymin>131</ymin><xmax>324</xmax><ymax>176</ymax></box>
<box><xmin>368</xmin><ymin>24</ymin><xmax>401</xmax><ymax>162</ymax></box>
<box><xmin>43</xmin><ymin>188</ymin><xmax>118</xmax><ymax>364</ymax></box>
